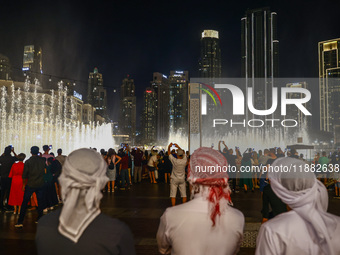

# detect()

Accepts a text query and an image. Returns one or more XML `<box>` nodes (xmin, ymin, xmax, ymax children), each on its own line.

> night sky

<box><xmin>1</xmin><ymin>0</ymin><xmax>340</xmax><ymax>126</ymax></box>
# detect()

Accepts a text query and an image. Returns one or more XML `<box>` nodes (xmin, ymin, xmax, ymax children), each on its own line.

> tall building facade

<box><xmin>22</xmin><ymin>45</ymin><xmax>43</xmax><ymax>84</ymax></box>
<box><xmin>151</xmin><ymin>72</ymin><xmax>170</xmax><ymax>141</ymax></box>
<box><xmin>87</xmin><ymin>68</ymin><xmax>107</xmax><ymax>119</ymax></box>
<box><xmin>319</xmin><ymin>39</ymin><xmax>340</xmax><ymax>133</ymax></box>
<box><xmin>120</xmin><ymin>75</ymin><xmax>136</xmax><ymax>141</ymax></box>
<box><xmin>169</xmin><ymin>71</ymin><xmax>189</xmax><ymax>134</ymax></box>
<box><xmin>199</xmin><ymin>30</ymin><xmax>221</xmax><ymax>78</ymax></box>
<box><xmin>241</xmin><ymin>7</ymin><xmax>279</xmax><ymax>117</ymax></box>
<box><xmin>0</xmin><ymin>54</ymin><xmax>11</xmax><ymax>80</ymax></box>
<box><xmin>285</xmin><ymin>82</ymin><xmax>311</xmax><ymax>128</ymax></box>
<box><xmin>142</xmin><ymin>87</ymin><xmax>157</xmax><ymax>143</ymax></box>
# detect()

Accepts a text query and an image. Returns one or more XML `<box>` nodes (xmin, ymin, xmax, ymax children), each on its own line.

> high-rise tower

<box><xmin>120</xmin><ymin>75</ymin><xmax>136</xmax><ymax>141</ymax></box>
<box><xmin>241</xmin><ymin>7</ymin><xmax>279</xmax><ymax>116</ymax></box>
<box><xmin>199</xmin><ymin>30</ymin><xmax>221</xmax><ymax>78</ymax></box>
<box><xmin>169</xmin><ymin>71</ymin><xmax>189</xmax><ymax>135</ymax></box>
<box><xmin>87</xmin><ymin>67</ymin><xmax>107</xmax><ymax>119</ymax></box>
<box><xmin>151</xmin><ymin>72</ymin><xmax>170</xmax><ymax>141</ymax></box>
<box><xmin>319</xmin><ymin>39</ymin><xmax>340</xmax><ymax>133</ymax></box>
<box><xmin>0</xmin><ymin>54</ymin><xmax>11</xmax><ymax>80</ymax></box>
<box><xmin>22</xmin><ymin>45</ymin><xmax>43</xmax><ymax>84</ymax></box>
<box><xmin>142</xmin><ymin>87</ymin><xmax>157</xmax><ymax>143</ymax></box>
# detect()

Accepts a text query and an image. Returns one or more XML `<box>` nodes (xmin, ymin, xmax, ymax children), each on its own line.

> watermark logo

<box><xmin>199</xmin><ymin>83</ymin><xmax>222</xmax><ymax>115</ymax></box>
<box><xmin>201</xmin><ymin>84</ymin><xmax>311</xmax><ymax>116</ymax></box>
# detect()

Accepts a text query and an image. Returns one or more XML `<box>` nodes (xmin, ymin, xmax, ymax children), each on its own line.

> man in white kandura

<box><xmin>256</xmin><ymin>157</ymin><xmax>340</xmax><ymax>255</ymax></box>
<box><xmin>157</xmin><ymin>147</ymin><xmax>245</xmax><ymax>255</ymax></box>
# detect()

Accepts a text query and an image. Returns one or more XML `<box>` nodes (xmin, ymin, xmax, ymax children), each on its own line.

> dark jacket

<box><xmin>23</xmin><ymin>156</ymin><xmax>46</xmax><ymax>188</ymax></box>
<box><xmin>0</xmin><ymin>154</ymin><xmax>17</xmax><ymax>177</ymax></box>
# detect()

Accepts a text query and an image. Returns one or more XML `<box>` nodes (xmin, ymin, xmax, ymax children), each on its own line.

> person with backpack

<box><xmin>105</xmin><ymin>149</ymin><xmax>121</xmax><ymax>193</ymax></box>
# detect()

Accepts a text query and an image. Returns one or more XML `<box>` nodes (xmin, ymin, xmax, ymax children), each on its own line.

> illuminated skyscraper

<box><xmin>199</xmin><ymin>30</ymin><xmax>221</xmax><ymax>78</ymax></box>
<box><xmin>120</xmin><ymin>75</ymin><xmax>136</xmax><ymax>141</ymax></box>
<box><xmin>87</xmin><ymin>67</ymin><xmax>107</xmax><ymax>119</ymax></box>
<box><xmin>0</xmin><ymin>54</ymin><xmax>11</xmax><ymax>80</ymax></box>
<box><xmin>142</xmin><ymin>87</ymin><xmax>157</xmax><ymax>143</ymax></box>
<box><xmin>285</xmin><ymin>82</ymin><xmax>311</xmax><ymax>128</ymax></box>
<box><xmin>241</xmin><ymin>7</ymin><xmax>278</xmax><ymax>116</ymax></box>
<box><xmin>169</xmin><ymin>71</ymin><xmax>189</xmax><ymax>134</ymax></box>
<box><xmin>151</xmin><ymin>72</ymin><xmax>170</xmax><ymax>141</ymax></box>
<box><xmin>22</xmin><ymin>45</ymin><xmax>43</xmax><ymax>84</ymax></box>
<box><xmin>319</xmin><ymin>39</ymin><xmax>340</xmax><ymax>133</ymax></box>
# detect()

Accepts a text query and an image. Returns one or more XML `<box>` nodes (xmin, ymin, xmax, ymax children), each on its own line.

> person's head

<box><xmin>269</xmin><ymin>148</ymin><xmax>275</xmax><ymax>154</ymax></box>
<box><xmin>322</xmin><ymin>151</ymin><xmax>326</xmax><ymax>157</ymax></box>
<box><xmin>47</xmin><ymin>157</ymin><xmax>54</xmax><ymax>165</ymax></box>
<box><xmin>188</xmin><ymin>147</ymin><xmax>231</xmax><ymax>226</ymax></box>
<box><xmin>50</xmin><ymin>152</ymin><xmax>55</xmax><ymax>157</ymax></box>
<box><xmin>229</xmin><ymin>148</ymin><xmax>234</xmax><ymax>155</ymax></box>
<box><xmin>264</xmin><ymin>149</ymin><xmax>270</xmax><ymax>156</ymax></box>
<box><xmin>252</xmin><ymin>151</ymin><xmax>258</xmax><ymax>159</ymax></box>
<box><xmin>171</xmin><ymin>149</ymin><xmax>176</xmax><ymax>154</ymax></box>
<box><xmin>107</xmin><ymin>148</ymin><xmax>116</xmax><ymax>157</ymax></box>
<box><xmin>60</xmin><ymin>147</ymin><xmax>108</xmax><ymax>183</ymax></box>
<box><xmin>58</xmin><ymin>148</ymin><xmax>109</xmax><ymax>243</ymax></box>
<box><xmin>290</xmin><ymin>148</ymin><xmax>298</xmax><ymax>156</ymax></box>
<box><xmin>269</xmin><ymin>157</ymin><xmax>334</xmax><ymax>254</ymax></box>
<box><xmin>299</xmin><ymin>153</ymin><xmax>304</xmax><ymax>159</ymax></box>
<box><xmin>270</xmin><ymin>157</ymin><xmax>320</xmax><ymax>205</ymax></box>
<box><xmin>186</xmin><ymin>151</ymin><xmax>190</xmax><ymax>156</ymax></box>
<box><xmin>17</xmin><ymin>153</ymin><xmax>26</xmax><ymax>161</ymax></box>
<box><xmin>259</xmin><ymin>150</ymin><xmax>263</xmax><ymax>156</ymax></box>
<box><xmin>4</xmin><ymin>146</ymin><xmax>12</xmax><ymax>156</ymax></box>
<box><xmin>57</xmin><ymin>148</ymin><xmax>62</xmax><ymax>156</ymax></box>
<box><xmin>268</xmin><ymin>151</ymin><xmax>277</xmax><ymax>159</ymax></box>
<box><xmin>43</xmin><ymin>145</ymin><xmax>49</xmax><ymax>152</ymax></box>
<box><xmin>100</xmin><ymin>149</ymin><xmax>106</xmax><ymax>155</ymax></box>
<box><xmin>93</xmin><ymin>148</ymin><xmax>97</xmax><ymax>152</ymax></box>
<box><xmin>242</xmin><ymin>152</ymin><xmax>252</xmax><ymax>161</ymax></box>
<box><xmin>31</xmin><ymin>146</ymin><xmax>39</xmax><ymax>155</ymax></box>
<box><xmin>176</xmin><ymin>149</ymin><xmax>184</xmax><ymax>158</ymax></box>
<box><xmin>222</xmin><ymin>148</ymin><xmax>228</xmax><ymax>153</ymax></box>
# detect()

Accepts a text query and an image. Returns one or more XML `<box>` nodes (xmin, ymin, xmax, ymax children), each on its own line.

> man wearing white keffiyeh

<box><xmin>36</xmin><ymin>148</ymin><xmax>136</xmax><ymax>255</ymax></box>
<box><xmin>58</xmin><ymin>147</ymin><xmax>109</xmax><ymax>242</ymax></box>
<box><xmin>256</xmin><ymin>157</ymin><xmax>340</xmax><ymax>255</ymax></box>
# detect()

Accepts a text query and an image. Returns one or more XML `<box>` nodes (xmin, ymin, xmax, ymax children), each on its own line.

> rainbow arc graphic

<box><xmin>199</xmin><ymin>83</ymin><xmax>223</xmax><ymax>106</ymax></box>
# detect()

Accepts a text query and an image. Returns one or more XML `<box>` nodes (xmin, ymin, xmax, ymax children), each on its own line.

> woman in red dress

<box><xmin>8</xmin><ymin>153</ymin><xmax>26</xmax><ymax>214</ymax></box>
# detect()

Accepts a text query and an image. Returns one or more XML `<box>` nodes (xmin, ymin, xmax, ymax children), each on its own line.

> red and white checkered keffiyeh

<box><xmin>188</xmin><ymin>147</ymin><xmax>232</xmax><ymax>226</ymax></box>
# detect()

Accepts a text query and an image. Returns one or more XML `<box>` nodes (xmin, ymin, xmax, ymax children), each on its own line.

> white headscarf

<box><xmin>269</xmin><ymin>157</ymin><xmax>337</xmax><ymax>255</ymax></box>
<box><xmin>58</xmin><ymin>148</ymin><xmax>109</xmax><ymax>243</ymax></box>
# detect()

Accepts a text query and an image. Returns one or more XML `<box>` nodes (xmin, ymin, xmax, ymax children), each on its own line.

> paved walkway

<box><xmin>1</xmin><ymin>181</ymin><xmax>340</xmax><ymax>254</ymax></box>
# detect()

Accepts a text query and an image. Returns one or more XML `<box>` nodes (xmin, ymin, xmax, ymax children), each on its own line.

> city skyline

<box><xmin>0</xmin><ymin>0</ymin><xmax>339</xmax><ymax>125</ymax></box>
